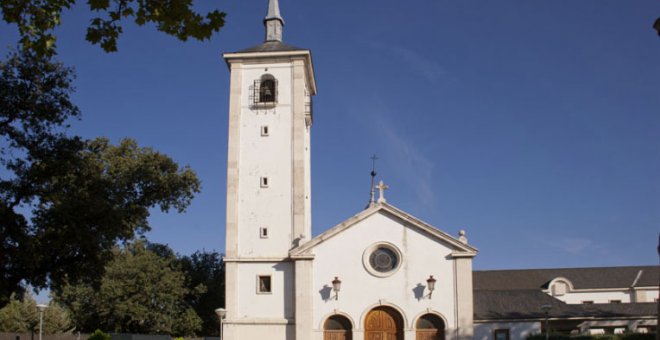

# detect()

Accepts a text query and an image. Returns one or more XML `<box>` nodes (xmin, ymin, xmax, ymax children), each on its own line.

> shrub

<box><xmin>88</xmin><ymin>329</ymin><xmax>111</xmax><ymax>340</ymax></box>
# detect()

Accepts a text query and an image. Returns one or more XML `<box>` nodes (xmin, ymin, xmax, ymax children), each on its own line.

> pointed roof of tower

<box><xmin>264</xmin><ymin>0</ymin><xmax>284</xmax><ymax>24</ymax></box>
<box><xmin>233</xmin><ymin>0</ymin><xmax>306</xmax><ymax>53</ymax></box>
<box><xmin>237</xmin><ymin>41</ymin><xmax>304</xmax><ymax>53</ymax></box>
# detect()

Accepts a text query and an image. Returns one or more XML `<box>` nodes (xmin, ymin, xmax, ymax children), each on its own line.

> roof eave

<box><xmin>290</xmin><ymin>202</ymin><xmax>479</xmax><ymax>256</ymax></box>
<box><xmin>222</xmin><ymin>49</ymin><xmax>317</xmax><ymax>95</ymax></box>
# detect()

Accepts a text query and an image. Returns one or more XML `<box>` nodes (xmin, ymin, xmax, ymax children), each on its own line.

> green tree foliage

<box><xmin>0</xmin><ymin>50</ymin><xmax>201</xmax><ymax>307</ymax></box>
<box><xmin>88</xmin><ymin>329</ymin><xmax>111</xmax><ymax>340</ymax></box>
<box><xmin>0</xmin><ymin>0</ymin><xmax>226</xmax><ymax>55</ymax></box>
<box><xmin>57</xmin><ymin>241</ymin><xmax>204</xmax><ymax>336</ymax></box>
<box><xmin>178</xmin><ymin>251</ymin><xmax>225</xmax><ymax>336</ymax></box>
<box><xmin>0</xmin><ymin>293</ymin><xmax>73</xmax><ymax>333</ymax></box>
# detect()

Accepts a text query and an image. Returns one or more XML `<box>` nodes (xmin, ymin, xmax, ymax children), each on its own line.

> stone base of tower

<box><xmin>224</xmin><ymin>320</ymin><xmax>294</xmax><ymax>340</ymax></box>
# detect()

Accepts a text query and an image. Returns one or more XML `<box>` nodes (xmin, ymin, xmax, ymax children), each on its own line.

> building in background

<box><xmin>474</xmin><ymin>266</ymin><xmax>658</xmax><ymax>340</ymax></box>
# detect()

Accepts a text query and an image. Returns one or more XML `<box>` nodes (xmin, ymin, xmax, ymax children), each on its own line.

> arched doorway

<box><xmin>364</xmin><ymin>306</ymin><xmax>404</xmax><ymax>340</ymax></box>
<box><xmin>324</xmin><ymin>314</ymin><xmax>353</xmax><ymax>340</ymax></box>
<box><xmin>416</xmin><ymin>313</ymin><xmax>445</xmax><ymax>340</ymax></box>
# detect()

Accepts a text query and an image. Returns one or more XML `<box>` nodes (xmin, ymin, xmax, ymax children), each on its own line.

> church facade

<box><xmin>221</xmin><ymin>2</ymin><xmax>658</xmax><ymax>340</ymax></box>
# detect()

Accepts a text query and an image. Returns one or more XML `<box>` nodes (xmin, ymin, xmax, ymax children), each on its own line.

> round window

<box><xmin>369</xmin><ymin>247</ymin><xmax>398</xmax><ymax>272</ymax></box>
<box><xmin>363</xmin><ymin>242</ymin><xmax>402</xmax><ymax>277</ymax></box>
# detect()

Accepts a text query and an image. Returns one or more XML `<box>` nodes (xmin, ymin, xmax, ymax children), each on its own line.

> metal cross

<box><xmin>370</xmin><ymin>154</ymin><xmax>379</xmax><ymax>177</ymax></box>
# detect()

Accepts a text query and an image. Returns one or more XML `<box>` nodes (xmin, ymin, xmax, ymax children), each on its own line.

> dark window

<box><xmin>609</xmin><ymin>300</ymin><xmax>621</xmax><ymax>304</ymax></box>
<box><xmin>258</xmin><ymin>275</ymin><xmax>271</xmax><ymax>293</ymax></box>
<box><xmin>416</xmin><ymin>314</ymin><xmax>445</xmax><ymax>329</ymax></box>
<box><xmin>494</xmin><ymin>329</ymin><xmax>510</xmax><ymax>340</ymax></box>
<box><xmin>582</xmin><ymin>301</ymin><xmax>594</xmax><ymax>304</ymax></box>
<box><xmin>324</xmin><ymin>315</ymin><xmax>352</xmax><ymax>330</ymax></box>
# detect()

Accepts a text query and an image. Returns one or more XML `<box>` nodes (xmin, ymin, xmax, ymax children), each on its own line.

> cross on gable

<box><xmin>377</xmin><ymin>180</ymin><xmax>389</xmax><ymax>203</ymax></box>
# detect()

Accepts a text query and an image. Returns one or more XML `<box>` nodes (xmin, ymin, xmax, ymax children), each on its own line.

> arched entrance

<box><xmin>415</xmin><ymin>314</ymin><xmax>445</xmax><ymax>340</ymax></box>
<box><xmin>364</xmin><ymin>306</ymin><xmax>404</xmax><ymax>340</ymax></box>
<box><xmin>324</xmin><ymin>315</ymin><xmax>353</xmax><ymax>340</ymax></box>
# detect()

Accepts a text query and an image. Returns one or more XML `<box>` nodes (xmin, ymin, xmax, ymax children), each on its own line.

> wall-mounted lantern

<box><xmin>426</xmin><ymin>275</ymin><xmax>437</xmax><ymax>299</ymax></box>
<box><xmin>332</xmin><ymin>276</ymin><xmax>342</xmax><ymax>300</ymax></box>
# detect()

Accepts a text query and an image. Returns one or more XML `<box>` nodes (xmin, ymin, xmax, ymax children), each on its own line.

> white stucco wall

<box><xmin>474</xmin><ymin>321</ymin><xmax>541</xmax><ymax>340</ymax></box>
<box><xmin>224</xmin><ymin>323</ymin><xmax>294</xmax><ymax>339</ymax></box>
<box><xmin>310</xmin><ymin>211</ymin><xmax>463</xmax><ymax>339</ymax></box>
<box><xmin>641</xmin><ymin>288</ymin><xmax>659</xmax><ymax>302</ymax></box>
<box><xmin>235</xmin><ymin>261</ymin><xmax>295</xmax><ymax>319</ymax></box>
<box><xmin>557</xmin><ymin>291</ymin><xmax>631</xmax><ymax>304</ymax></box>
<box><xmin>236</xmin><ymin>62</ymin><xmax>296</xmax><ymax>258</ymax></box>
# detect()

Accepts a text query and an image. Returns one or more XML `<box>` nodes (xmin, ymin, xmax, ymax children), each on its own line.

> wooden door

<box><xmin>364</xmin><ymin>307</ymin><xmax>403</xmax><ymax>340</ymax></box>
<box><xmin>416</xmin><ymin>329</ymin><xmax>444</xmax><ymax>340</ymax></box>
<box><xmin>325</xmin><ymin>330</ymin><xmax>351</xmax><ymax>340</ymax></box>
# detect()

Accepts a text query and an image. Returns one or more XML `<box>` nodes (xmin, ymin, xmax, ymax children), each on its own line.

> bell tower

<box><xmin>222</xmin><ymin>0</ymin><xmax>317</xmax><ymax>338</ymax></box>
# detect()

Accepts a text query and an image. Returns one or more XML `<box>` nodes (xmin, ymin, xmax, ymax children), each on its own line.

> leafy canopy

<box><xmin>57</xmin><ymin>241</ymin><xmax>205</xmax><ymax>336</ymax></box>
<box><xmin>178</xmin><ymin>250</ymin><xmax>225</xmax><ymax>336</ymax></box>
<box><xmin>0</xmin><ymin>0</ymin><xmax>226</xmax><ymax>55</ymax></box>
<box><xmin>57</xmin><ymin>243</ymin><xmax>225</xmax><ymax>336</ymax></box>
<box><xmin>0</xmin><ymin>293</ymin><xmax>73</xmax><ymax>333</ymax></box>
<box><xmin>0</xmin><ymin>50</ymin><xmax>201</xmax><ymax>307</ymax></box>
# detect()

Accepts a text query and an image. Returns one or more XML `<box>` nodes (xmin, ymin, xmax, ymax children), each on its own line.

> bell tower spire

<box><xmin>264</xmin><ymin>0</ymin><xmax>284</xmax><ymax>42</ymax></box>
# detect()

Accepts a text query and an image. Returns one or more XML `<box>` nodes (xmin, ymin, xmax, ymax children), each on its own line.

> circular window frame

<box><xmin>362</xmin><ymin>242</ymin><xmax>403</xmax><ymax>277</ymax></box>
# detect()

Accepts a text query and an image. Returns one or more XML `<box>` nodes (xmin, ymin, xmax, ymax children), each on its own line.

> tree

<box><xmin>178</xmin><ymin>251</ymin><xmax>225</xmax><ymax>336</ymax></box>
<box><xmin>0</xmin><ymin>0</ymin><xmax>226</xmax><ymax>55</ymax></box>
<box><xmin>0</xmin><ymin>293</ymin><xmax>73</xmax><ymax>333</ymax></box>
<box><xmin>0</xmin><ymin>50</ymin><xmax>201</xmax><ymax>307</ymax></box>
<box><xmin>57</xmin><ymin>241</ymin><xmax>204</xmax><ymax>336</ymax></box>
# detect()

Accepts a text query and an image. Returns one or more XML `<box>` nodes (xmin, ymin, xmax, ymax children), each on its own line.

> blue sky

<box><xmin>2</xmin><ymin>1</ymin><xmax>659</xmax><ymax>272</ymax></box>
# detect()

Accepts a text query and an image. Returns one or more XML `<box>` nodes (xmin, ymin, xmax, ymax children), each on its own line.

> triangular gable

<box><xmin>290</xmin><ymin>202</ymin><xmax>478</xmax><ymax>257</ymax></box>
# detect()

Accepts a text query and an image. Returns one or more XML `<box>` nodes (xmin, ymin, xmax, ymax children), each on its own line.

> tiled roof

<box><xmin>236</xmin><ymin>41</ymin><xmax>307</xmax><ymax>53</ymax></box>
<box><xmin>473</xmin><ymin>266</ymin><xmax>659</xmax><ymax>321</ymax></box>
<box><xmin>473</xmin><ymin>266</ymin><xmax>658</xmax><ymax>290</ymax></box>
<box><xmin>474</xmin><ymin>290</ymin><xmax>657</xmax><ymax>320</ymax></box>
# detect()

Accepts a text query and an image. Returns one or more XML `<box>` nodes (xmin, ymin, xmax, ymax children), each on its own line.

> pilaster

<box><xmin>225</xmin><ymin>62</ymin><xmax>243</xmax><ymax>258</ymax></box>
<box><xmin>454</xmin><ymin>257</ymin><xmax>474</xmax><ymax>340</ymax></box>
<box><xmin>295</xmin><ymin>259</ymin><xmax>314</xmax><ymax>339</ymax></box>
<box><xmin>291</xmin><ymin>58</ymin><xmax>309</xmax><ymax>241</ymax></box>
<box><xmin>224</xmin><ymin>261</ymin><xmax>238</xmax><ymax>319</ymax></box>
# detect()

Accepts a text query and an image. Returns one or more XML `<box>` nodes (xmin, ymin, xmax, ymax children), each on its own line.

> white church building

<box><xmin>220</xmin><ymin>2</ymin><xmax>658</xmax><ymax>340</ymax></box>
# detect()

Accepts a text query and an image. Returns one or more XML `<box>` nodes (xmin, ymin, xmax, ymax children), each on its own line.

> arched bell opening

<box><xmin>259</xmin><ymin>74</ymin><xmax>277</xmax><ymax>103</ymax></box>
